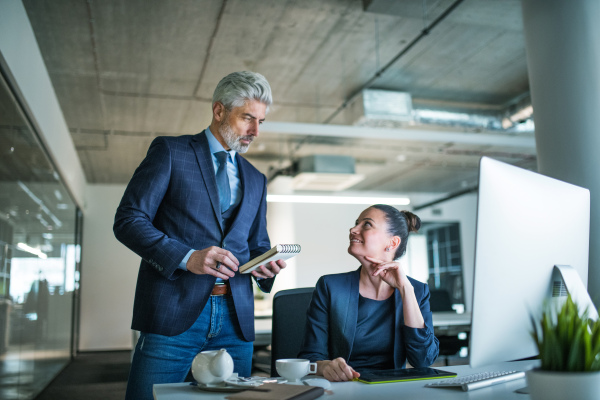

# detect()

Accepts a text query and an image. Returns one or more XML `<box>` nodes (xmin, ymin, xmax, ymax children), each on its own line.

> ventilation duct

<box><xmin>347</xmin><ymin>89</ymin><xmax>534</xmax><ymax>133</ymax></box>
<box><xmin>291</xmin><ymin>155</ymin><xmax>365</xmax><ymax>191</ymax></box>
<box><xmin>353</xmin><ymin>89</ymin><xmax>413</xmax><ymax>123</ymax></box>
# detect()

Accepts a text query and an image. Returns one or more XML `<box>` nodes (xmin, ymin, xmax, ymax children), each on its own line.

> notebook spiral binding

<box><xmin>277</xmin><ymin>244</ymin><xmax>301</xmax><ymax>253</ymax></box>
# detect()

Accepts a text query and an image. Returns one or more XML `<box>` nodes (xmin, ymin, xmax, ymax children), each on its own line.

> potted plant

<box><xmin>527</xmin><ymin>295</ymin><xmax>600</xmax><ymax>400</ymax></box>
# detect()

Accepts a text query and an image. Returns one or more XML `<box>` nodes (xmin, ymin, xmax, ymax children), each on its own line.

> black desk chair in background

<box><xmin>429</xmin><ymin>289</ymin><xmax>467</xmax><ymax>365</ymax></box>
<box><xmin>270</xmin><ymin>287</ymin><xmax>315</xmax><ymax>376</ymax></box>
<box><xmin>429</xmin><ymin>289</ymin><xmax>455</xmax><ymax>312</ymax></box>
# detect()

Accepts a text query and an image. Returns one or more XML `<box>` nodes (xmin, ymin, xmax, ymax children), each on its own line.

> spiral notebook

<box><xmin>239</xmin><ymin>244</ymin><xmax>301</xmax><ymax>274</ymax></box>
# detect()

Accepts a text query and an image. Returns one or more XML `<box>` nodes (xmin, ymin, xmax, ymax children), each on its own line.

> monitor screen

<box><xmin>469</xmin><ymin>157</ymin><xmax>590</xmax><ymax>368</ymax></box>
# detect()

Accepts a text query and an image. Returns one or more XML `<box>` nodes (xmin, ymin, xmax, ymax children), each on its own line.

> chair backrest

<box><xmin>429</xmin><ymin>289</ymin><xmax>455</xmax><ymax>312</ymax></box>
<box><xmin>270</xmin><ymin>287</ymin><xmax>315</xmax><ymax>376</ymax></box>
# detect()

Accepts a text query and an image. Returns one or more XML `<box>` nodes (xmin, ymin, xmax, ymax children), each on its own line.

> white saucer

<box><xmin>192</xmin><ymin>382</ymin><xmax>245</xmax><ymax>393</ymax></box>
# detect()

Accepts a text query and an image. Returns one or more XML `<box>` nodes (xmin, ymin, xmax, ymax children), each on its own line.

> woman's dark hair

<box><xmin>370</xmin><ymin>204</ymin><xmax>421</xmax><ymax>260</ymax></box>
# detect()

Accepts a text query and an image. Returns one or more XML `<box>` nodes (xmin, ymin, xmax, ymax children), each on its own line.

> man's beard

<box><xmin>219</xmin><ymin>121</ymin><xmax>253</xmax><ymax>153</ymax></box>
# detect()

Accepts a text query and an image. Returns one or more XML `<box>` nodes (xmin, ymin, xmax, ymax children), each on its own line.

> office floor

<box><xmin>34</xmin><ymin>351</ymin><xmax>130</xmax><ymax>400</ymax></box>
<box><xmin>1</xmin><ymin>344</ymin><xmax>70</xmax><ymax>400</ymax></box>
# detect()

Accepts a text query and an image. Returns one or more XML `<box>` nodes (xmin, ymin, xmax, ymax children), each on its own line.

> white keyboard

<box><xmin>425</xmin><ymin>370</ymin><xmax>526</xmax><ymax>391</ymax></box>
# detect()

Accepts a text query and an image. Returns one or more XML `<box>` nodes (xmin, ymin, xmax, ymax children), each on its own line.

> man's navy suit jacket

<box><xmin>114</xmin><ymin>131</ymin><xmax>273</xmax><ymax>340</ymax></box>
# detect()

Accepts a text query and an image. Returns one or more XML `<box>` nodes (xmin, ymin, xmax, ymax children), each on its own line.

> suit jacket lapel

<box><xmin>393</xmin><ymin>288</ymin><xmax>403</xmax><ymax>368</ymax></box>
<box><xmin>191</xmin><ymin>131</ymin><xmax>224</xmax><ymax>232</ymax></box>
<box><xmin>341</xmin><ymin>268</ymin><xmax>360</xmax><ymax>359</ymax></box>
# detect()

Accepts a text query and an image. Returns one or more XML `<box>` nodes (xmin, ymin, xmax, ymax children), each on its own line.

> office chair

<box><xmin>270</xmin><ymin>287</ymin><xmax>315</xmax><ymax>376</ymax></box>
<box><xmin>429</xmin><ymin>289</ymin><xmax>455</xmax><ymax>312</ymax></box>
<box><xmin>429</xmin><ymin>289</ymin><xmax>468</xmax><ymax>365</ymax></box>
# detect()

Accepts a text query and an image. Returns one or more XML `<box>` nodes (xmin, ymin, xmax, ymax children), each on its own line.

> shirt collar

<box><xmin>206</xmin><ymin>127</ymin><xmax>237</xmax><ymax>160</ymax></box>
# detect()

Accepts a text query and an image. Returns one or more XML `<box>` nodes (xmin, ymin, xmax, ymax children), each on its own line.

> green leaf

<box><xmin>530</xmin><ymin>294</ymin><xmax>600</xmax><ymax>372</ymax></box>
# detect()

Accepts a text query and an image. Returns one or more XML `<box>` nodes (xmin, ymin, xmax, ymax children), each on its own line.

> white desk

<box><xmin>153</xmin><ymin>360</ymin><xmax>537</xmax><ymax>400</ymax></box>
<box><xmin>433</xmin><ymin>312</ymin><xmax>471</xmax><ymax>327</ymax></box>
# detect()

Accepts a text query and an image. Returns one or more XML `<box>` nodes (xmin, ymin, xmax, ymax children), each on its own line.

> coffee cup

<box><xmin>276</xmin><ymin>358</ymin><xmax>317</xmax><ymax>383</ymax></box>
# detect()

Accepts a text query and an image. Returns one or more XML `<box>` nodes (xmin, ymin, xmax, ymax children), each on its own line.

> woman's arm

<box><xmin>365</xmin><ymin>257</ymin><xmax>439</xmax><ymax>367</ymax></box>
<box><xmin>402</xmin><ymin>283</ymin><xmax>440</xmax><ymax>367</ymax></box>
<box><xmin>298</xmin><ymin>277</ymin><xmax>360</xmax><ymax>382</ymax></box>
<box><xmin>399</xmin><ymin>280</ymin><xmax>426</xmax><ymax>328</ymax></box>
<box><xmin>366</xmin><ymin>256</ymin><xmax>424</xmax><ymax>328</ymax></box>
<box><xmin>298</xmin><ymin>277</ymin><xmax>331</xmax><ymax>362</ymax></box>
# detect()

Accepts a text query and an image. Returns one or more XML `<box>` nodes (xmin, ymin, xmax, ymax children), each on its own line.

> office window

<box><xmin>402</xmin><ymin>221</ymin><xmax>465</xmax><ymax>313</ymax></box>
<box><xmin>425</xmin><ymin>222</ymin><xmax>465</xmax><ymax>311</ymax></box>
<box><xmin>0</xmin><ymin>68</ymin><xmax>80</xmax><ymax>399</ymax></box>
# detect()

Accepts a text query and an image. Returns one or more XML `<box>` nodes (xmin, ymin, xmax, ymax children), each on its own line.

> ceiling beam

<box><xmin>261</xmin><ymin>122</ymin><xmax>536</xmax><ymax>148</ymax></box>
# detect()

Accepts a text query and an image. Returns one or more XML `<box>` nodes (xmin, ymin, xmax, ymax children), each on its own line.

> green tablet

<box><xmin>357</xmin><ymin>367</ymin><xmax>457</xmax><ymax>384</ymax></box>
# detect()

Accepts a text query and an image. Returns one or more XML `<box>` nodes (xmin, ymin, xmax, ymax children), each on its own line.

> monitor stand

<box><xmin>552</xmin><ymin>265</ymin><xmax>598</xmax><ymax>320</ymax></box>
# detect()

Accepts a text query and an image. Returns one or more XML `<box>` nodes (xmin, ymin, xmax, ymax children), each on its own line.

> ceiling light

<box><xmin>17</xmin><ymin>181</ymin><xmax>63</xmax><ymax>228</ymax></box>
<box><xmin>503</xmin><ymin>105</ymin><xmax>534</xmax><ymax>129</ymax></box>
<box><xmin>267</xmin><ymin>194</ymin><xmax>410</xmax><ymax>205</ymax></box>
<box><xmin>17</xmin><ymin>243</ymin><xmax>48</xmax><ymax>259</ymax></box>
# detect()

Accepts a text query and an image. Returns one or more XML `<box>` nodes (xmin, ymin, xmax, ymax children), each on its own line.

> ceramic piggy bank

<box><xmin>191</xmin><ymin>349</ymin><xmax>234</xmax><ymax>385</ymax></box>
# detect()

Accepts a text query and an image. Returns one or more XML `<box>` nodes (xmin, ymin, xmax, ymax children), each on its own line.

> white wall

<box><xmin>80</xmin><ymin>184</ymin><xmax>137</xmax><ymax>350</ymax></box>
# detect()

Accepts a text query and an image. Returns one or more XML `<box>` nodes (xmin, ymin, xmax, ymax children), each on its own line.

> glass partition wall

<box><xmin>0</xmin><ymin>70</ymin><xmax>80</xmax><ymax>398</ymax></box>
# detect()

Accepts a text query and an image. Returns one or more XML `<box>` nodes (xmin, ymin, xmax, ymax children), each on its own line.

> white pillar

<box><xmin>522</xmin><ymin>0</ymin><xmax>600</xmax><ymax>307</ymax></box>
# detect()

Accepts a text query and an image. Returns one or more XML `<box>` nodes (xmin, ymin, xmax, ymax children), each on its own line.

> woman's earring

<box><xmin>385</xmin><ymin>247</ymin><xmax>390</xmax><ymax>252</ymax></box>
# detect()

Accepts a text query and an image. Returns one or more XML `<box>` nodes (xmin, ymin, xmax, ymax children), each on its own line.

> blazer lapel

<box><xmin>191</xmin><ymin>131</ymin><xmax>223</xmax><ymax>232</ymax></box>
<box><xmin>341</xmin><ymin>268</ymin><xmax>360</xmax><ymax>359</ymax></box>
<box><xmin>393</xmin><ymin>288</ymin><xmax>403</xmax><ymax>368</ymax></box>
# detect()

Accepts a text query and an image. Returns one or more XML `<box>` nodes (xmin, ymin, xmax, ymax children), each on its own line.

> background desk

<box><xmin>254</xmin><ymin>311</ymin><xmax>471</xmax><ymax>347</ymax></box>
<box><xmin>153</xmin><ymin>359</ymin><xmax>537</xmax><ymax>400</ymax></box>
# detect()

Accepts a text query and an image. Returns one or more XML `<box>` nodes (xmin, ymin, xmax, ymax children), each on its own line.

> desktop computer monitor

<box><xmin>469</xmin><ymin>157</ymin><xmax>592</xmax><ymax>368</ymax></box>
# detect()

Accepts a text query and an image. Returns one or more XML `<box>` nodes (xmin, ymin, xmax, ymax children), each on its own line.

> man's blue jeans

<box><xmin>125</xmin><ymin>294</ymin><xmax>253</xmax><ymax>400</ymax></box>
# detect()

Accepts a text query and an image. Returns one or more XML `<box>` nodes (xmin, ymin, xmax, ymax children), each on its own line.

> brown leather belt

<box><xmin>211</xmin><ymin>283</ymin><xmax>230</xmax><ymax>296</ymax></box>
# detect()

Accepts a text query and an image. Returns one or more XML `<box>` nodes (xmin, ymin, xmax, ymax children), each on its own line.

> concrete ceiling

<box><xmin>21</xmin><ymin>0</ymin><xmax>536</xmax><ymax>196</ymax></box>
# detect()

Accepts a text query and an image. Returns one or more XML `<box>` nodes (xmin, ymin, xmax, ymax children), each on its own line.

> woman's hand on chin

<box><xmin>364</xmin><ymin>256</ymin><xmax>408</xmax><ymax>289</ymax></box>
<box><xmin>317</xmin><ymin>358</ymin><xmax>360</xmax><ymax>382</ymax></box>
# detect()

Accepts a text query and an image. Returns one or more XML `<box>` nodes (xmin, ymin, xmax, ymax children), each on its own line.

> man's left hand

<box><xmin>251</xmin><ymin>259</ymin><xmax>286</xmax><ymax>279</ymax></box>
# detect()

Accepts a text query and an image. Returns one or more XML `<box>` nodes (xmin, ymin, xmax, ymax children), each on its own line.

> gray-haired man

<box><xmin>114</xmin><ymin>71</ymin><xmax>286</xmax><ymax>399</ymax></box>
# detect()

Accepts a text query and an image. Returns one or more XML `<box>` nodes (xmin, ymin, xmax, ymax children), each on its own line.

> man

<box><xmin>114</xmin><ymin>71</ymin><xmax>285</xmax><ymax>399</ymax></box>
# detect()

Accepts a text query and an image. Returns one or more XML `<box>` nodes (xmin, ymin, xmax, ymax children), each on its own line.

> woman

<box><xmin>298</xmin><ymin>204</ymin><xmax>439</xmax><ymax>382</ymax></box>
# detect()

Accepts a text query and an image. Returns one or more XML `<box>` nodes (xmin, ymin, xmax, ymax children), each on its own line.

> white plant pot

<box><xmin>526</xmin><ymin>368</ymin><xmax>600</xmax><ymax>400</ymax></box>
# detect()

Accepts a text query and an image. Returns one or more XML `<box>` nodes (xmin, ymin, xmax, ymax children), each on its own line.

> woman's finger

<box><xmin>364</xmin><ymin>255</ymin><xmax>384</xmax><ymax>264</ymax></box>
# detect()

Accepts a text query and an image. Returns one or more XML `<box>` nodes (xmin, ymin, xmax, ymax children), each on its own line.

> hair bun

<box><xmin>402</xmin><ymin>211</ymin><xmax>421</xmax><ymax>233</ymax></box>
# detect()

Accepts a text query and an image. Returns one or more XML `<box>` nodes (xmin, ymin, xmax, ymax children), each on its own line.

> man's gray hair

<box><xmin>212</xmin><ymin>71</ymin><xmax>272</xmax><ymax>112</ymax></box>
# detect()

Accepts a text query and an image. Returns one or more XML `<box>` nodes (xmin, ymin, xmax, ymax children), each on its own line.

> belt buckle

<box><xmin>211</xmin><ymin>283</ymin><xmax>228</xmax><ymax>296</ymax></box>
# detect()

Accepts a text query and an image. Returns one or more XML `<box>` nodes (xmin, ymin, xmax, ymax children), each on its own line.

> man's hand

<box><xmin>251</xmin><ymin>259</ymin><xmax>286</xmax><ymax>279</ymax></box>
<box><xmin>186</xmin><ymin>247</ymin><xmax>239</xmax><ymax>279</ymax></box>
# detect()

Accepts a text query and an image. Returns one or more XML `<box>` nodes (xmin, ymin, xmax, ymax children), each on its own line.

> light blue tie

<box><xmin>215</xmin><ymin>151</ymin><xmax>231</xmax><ymax>213</ymax></box>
